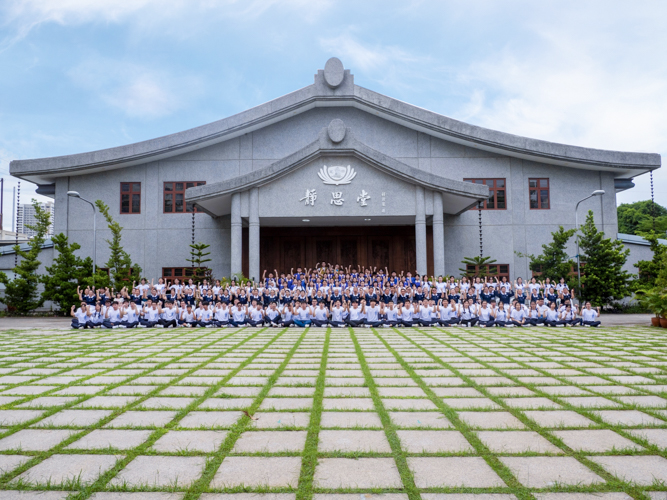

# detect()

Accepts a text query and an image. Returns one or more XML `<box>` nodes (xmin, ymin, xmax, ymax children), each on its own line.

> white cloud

<box><xmin>68</xmin><ymin>59</ymin><xmax>202</xmax><ymax>119</ymax></box>
<box><xmin>318</xmin><ymin>33</ymin><xmax>443</xmax><ymax>92</ymax></box>
<box><xmin>0</xmin><ymin>0</ymin><xmax>333</xmax><ymax>49</ymax></box>
<box><xmin>452</xmin><ymin>20</ymin><xmax>667</xmax><ymax>205</ymax></box>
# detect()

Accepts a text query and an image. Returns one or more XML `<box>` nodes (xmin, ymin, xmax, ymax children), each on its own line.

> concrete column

<box><xmin>415</xmin><ymin>186</ymin><xmax>427</xmax><ymax>275</ymax></box>
<box><xmin>433</xmin><ymin>191</ymin><xmax>445</xmax><ymax>277</ymax></box>
<box><xmin>249</xmin><ymin>187</ymin><xmax>260</xmax><ymax>283</ymax></box>
<box><xmin>230</xmin><ymin>192</ymin><xmax>242</xmax><ymax>278</ymax></box>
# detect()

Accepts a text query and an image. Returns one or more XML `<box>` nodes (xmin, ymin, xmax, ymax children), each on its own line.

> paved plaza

<box><xmin>0</xmin><ymin>326</ymin><xmax>666</xmax><ymax>500</ymax></box>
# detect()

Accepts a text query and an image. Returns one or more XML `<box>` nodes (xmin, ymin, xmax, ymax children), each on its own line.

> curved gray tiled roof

<box><xmin>9</xmin><ymin>58</ymin><xmax>661</xmax><ymax>184</ymax></box>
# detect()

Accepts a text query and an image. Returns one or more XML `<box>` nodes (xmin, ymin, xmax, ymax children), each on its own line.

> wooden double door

<box><xmin>242</xmin><ymin>226</ymin><xmax>433</xmax><ymax>276</ymax></box>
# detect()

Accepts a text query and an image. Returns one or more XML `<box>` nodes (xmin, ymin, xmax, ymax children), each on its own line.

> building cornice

<box><xmin>10</xmin><ymin>58</ymin><xmax>660</xmax><ymax>184</ymax></box>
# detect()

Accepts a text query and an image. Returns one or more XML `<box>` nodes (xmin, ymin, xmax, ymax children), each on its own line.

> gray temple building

<box><xmin>9</xmin><ymin>58</ymin><xmax>662</xmax><ymax>283</ymax></box>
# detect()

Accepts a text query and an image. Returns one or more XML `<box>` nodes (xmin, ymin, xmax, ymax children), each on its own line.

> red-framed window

<box><xmin>163</xmin><ymin>182</ymin><xmax>206</xmax><ymax>213</ymax></box>
<box><xmin>466</xmin><ymin>264</ymin><xmax>510</xmax><ymax>279</ymax></box>
<box><xmin>529</xmin><ymin>178</ymin><xmax>550</xmax><ymax>210</ymax></box>
<box><xmin>162</xmin><ymin>267</ymin><xmax>207</xmax><ymax>280</ymax></box>
<box><xmin>120</xmin><ymin>182</ymin><xmax>141</xmax><ymax>214</ymax></box>
<box><xmin>464</xmin><ymin>178</ymin><xmax>506</xmax><ymax>210</ymax></box>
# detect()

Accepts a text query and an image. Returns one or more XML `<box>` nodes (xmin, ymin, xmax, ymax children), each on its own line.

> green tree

<box><xmin>516</xmin><ymin>226</ymin><xmax>577</xmax><ymax>287</ymax></box>
<box><xmin>617</xmin><ymin>200</ymin><xmax>667</xmax><ymax>236</ymax></box>
<box><xmin>631</xmin><ymin>230</ymin><xmax>667</xmax><ymax>291</ymax></box>
<box><xmin>0</xmin><ymin>200</ymin><xmax>51</xmax><ymax>314</ymax></box>
<box><xmin>459</xmin><ymin>256</ymin><xmax>497</xmax><ymax>278</ymax></box>
<box><xmin>186</xmin><ymin>242</ymin><xmax>213</xmax><ymax>283</ymax></box>
<box><xmin>578</xmin><ymin>210</ymin><xmax>632</xmax><ymax>306</ymax></box>
<box><xmin>95</xmin><ymin>200</ymin><xmax>142</xmax><ymax>290</ymax></box>
<box><xmin>41</xmin><ymin>233</ymin><xmax>95</xmax><ymax>315</ymax></box>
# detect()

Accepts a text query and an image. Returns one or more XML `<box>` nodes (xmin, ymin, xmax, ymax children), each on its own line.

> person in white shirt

<box><xmin>214</xmin><ymin>302</ymin><xmax>230</xmax><ymax>327</ymax></box>
<box><xmin>459</xmin><ymin>299</ymin><xmax>478</xmax><ymax>327</ymax></box>
<box><xmin>280</xmin><ymin>304</ymin><xmax>295</xmax><ymax>327</ymax></box>
<box><xmin>103</xmin><ymin>302</ymin><xmax>125</xmax><ymax>329</ymax></box>
<box><xmin>248</xmin><ymin>303</ymin><xmax>265</xmax><ymax>327</ymax></box>
<box><xmin>140</xmin><ymin>300</ymin><xmax>161</xmax><ymax>328</ymax></box>
<box><xmin>494</xmin><ymin>302</ymin><xmax>509</xmax><ymax>327</ymax></box>
<box><xmin>179</xmin><ymin>305</ymin><xmax>198</xmax><ymax>327</ymax></box>
<box><xmin>71</xmin><ymin>302</ymin><xmax>91</xmax><ymax>329</ymax></box>
<box><xmin>398</xmin><ymin>301</ymin><xmax>416</xmax><ymax>327</ymax></box>
<box><xmin>312</xmin><ymin>302</ymin><xmax>330</xmax><ymax>328</ymax></box>
<box><xmin>330</xmin><ymin>301</ymin><xmax>346</xmax><ymax>328</ymax></box>
<box><xmin>265</xmin><ymin>303</ymin><xmax>281</xmax><ymax>327</ymax></box>
<box><xmin>544</xmin><ymin>302</ymin><xmax>562</xmax><ymax>327</ymax></box>
<box><xmin>345</xmin><ymin>301</ymin><xmax>365</xmax><ymax>327</ymax></box>
<box><xmin>417</xmin><ymin>299</ymin><xmax>434</xmax><ymax>327</ymax></box>
<box><xmin>381</xmin><ymin>302</ymin><xmax>398</xmax><ymax>327</ymax></box>
<box><xmin>449</xmin><ymin>299</ymin><xmax>462</xmax><ymax>326</ymax></box>
<box><xmin>478</xmin><ymin>301</ymin><xmax>495</xmax><ymax>327</ymax></box>
<box><xmin>510</xmin><ymin>302</ymin><xmax>527</xmax><ymax>327</ymax></box>
<box><xmin>231</xmin><ymin>304</ymin><xmax>248</xmax><ymax>327</ymax></box>
<box><xmin>158</xmin><ymin>302</ymin><xmax>179</xmax><ymax>328</ymax></box>
<box><xmin>122</xmin><ymin>303</ymin><xmax>141</xmax><ymax>328</ymax></box>
<box><xmin>198</xmin><ymin>303</ymin><xmax>214</xmax><ymax>327</ymax></box>
<box><xmin>580</xmin><ymin>302</ymin><xmax>601</xmax><ymax>327</ymax></box>
<box><xmin>294</xmin><ymin>302</ymin><xmax>313</xmax><ymax>327</ymax></box>
<box><xmin>86</xmin><ymin>304</ymin><xmax>104</xmax><ymax>328</ymax></box>
<box><xmin>525</xmin><ymin>301</ymin><xmax>541</xmax><ymax>326</ymax></box>
<box><xmin>365</xmin><ymin>299</ymin><xmax>381</xmax><ymax>328</ymax></box>
<box><xmin>559</xmin><ymin>304</ymin><xmax>579</xmax><ymax>327</ymax></box>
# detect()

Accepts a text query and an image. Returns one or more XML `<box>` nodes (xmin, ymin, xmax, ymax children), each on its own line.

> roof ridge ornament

<box><xmin>323</xmin><ymin>57</ymin><xmax>345</xmax><ymax>88</ymax></box>
<box><xmin>327</xmin><ymin>118</ymin><xmax>346</xmax><ymax>143</ymax></box>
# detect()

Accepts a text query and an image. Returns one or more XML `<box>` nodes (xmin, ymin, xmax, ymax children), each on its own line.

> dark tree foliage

<box><xmin>0</xmin><ymin>200</ymin><xmax>52</xmax><ymax>314</ymax></box>
<box><xmin>618</xmin><ymin>200</ymin><xmax>667</xmax><ymax>237</ymax></box>
<box><xmin>631</xmin><ymin>230</ymin><xmax>667</xmax><ymax>291</ymax></box>
<box><xmin>578</xmin><ymin>210</ymin><xmax>632</xmax><ymax>306</ymax></box>
<box><xmin>41</xmin><ymin>233</ymin><xmax>94</xmax><ymax>315</ymax></box>
<box><xmin>95</xmin><ymin>200</ymin><xmax>143</xmax><ymax>289</ymax></box>
<box><xmin>517</xmin><ymin>226</ymin><xmax>577</xmax><ymax>288</ymax></box>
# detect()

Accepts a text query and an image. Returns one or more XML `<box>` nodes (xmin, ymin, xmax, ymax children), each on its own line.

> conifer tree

<box><xmin>41</xmin><ymin>233</ymin><xmax>94</xmax><ymax>315</ymax></box>
<box><xmin>459</xmin><ymin>256</ymin><xmax>497</xmax><ymax>278</ymax></box>
<box><xmin>578</xmin><ymin>210</ymin><xmax>632</xmax><ymax>306</ymax></box>
<box><xmin>95</xmin><ymin>200</ymin><xmax>142</xmax><ymax>289</ymax></box>
<box><xmin>517</xmin><ymin>226</ymin><xmax>577</xmax><ymax>287</ymax></box>
<box><xmin>0</xmin><ymin>200</ymin><xmax>51</xmax><ymax>314</ymax></box>
<box><xmin>186</xmin><ymin>242</ymin><xmax>213</xmax><ymax>283</ymax></box>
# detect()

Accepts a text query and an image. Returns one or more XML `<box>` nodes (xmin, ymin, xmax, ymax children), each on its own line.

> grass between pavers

<box><xmin>369</xmin><ymin>327</ymin><xmax>533</xmax><ymax>499</ymax></box>
<box><xmin>432</xmin><ymin>327</ymin><xmax>667</xmax><ymax>449</ymax></box>
<box><xmin>402</xmin><ymin>326</ymin><xmax>659</xmax><ymax>499</ymax></box>
<box><xmin>295</xmin><ymin>326</ymin><xmax>330</xmax><ymax>500</ymax></box>
<box><xmin>0</xmin><ymin>326</ymin><xmax>268</xmax><ymax>495</ymax></box>
<box><xmin>181</xmin><ymin>327</ymin><xmax>309</xmax><ymax>499</ymax></box>
<box><xmin>0</xmin><ymin>326</ymin><xmax>666</xmax><ymax>499</ymax></box>
<box><xmin>348</xmin><ymin>328</ymin><xmax>421</xmax><ymax>500</ymax></box>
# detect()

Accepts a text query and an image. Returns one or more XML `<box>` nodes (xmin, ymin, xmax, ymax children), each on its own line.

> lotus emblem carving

<box><xmin>318</xmin><ymin>165</ymin><xmax>356</xmax><ymax>185</ymax></box>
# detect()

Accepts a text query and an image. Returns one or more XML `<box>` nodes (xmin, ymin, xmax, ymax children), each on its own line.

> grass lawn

<box><xmin>0</xmin><ymin>325</ymin><xmax>666</xmax><ymax>500</ymax></box>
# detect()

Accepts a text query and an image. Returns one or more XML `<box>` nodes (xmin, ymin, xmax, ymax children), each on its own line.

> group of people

<box><xmin>69</xmin><ymin>263</ymin><xmax>602</xmax><ymax>329</ymax></box>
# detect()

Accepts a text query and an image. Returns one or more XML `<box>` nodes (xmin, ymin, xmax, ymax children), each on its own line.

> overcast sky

<box><xmin>1</xmin><ymin>0</ymin><xmax>665</xmax><ymax>229</ymax></box>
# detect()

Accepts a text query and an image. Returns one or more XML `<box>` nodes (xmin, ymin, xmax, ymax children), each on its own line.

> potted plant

<box><xmin>636</xmin><ymin>288</ymin><xmax>667</xmax><ymax>327</ymax></box>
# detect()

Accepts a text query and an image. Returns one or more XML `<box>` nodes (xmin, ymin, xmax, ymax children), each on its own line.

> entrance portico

<box><xmin>186</xmin><ymin>119</ymin><xmax>490</xmax><ymax>280</ymax></box>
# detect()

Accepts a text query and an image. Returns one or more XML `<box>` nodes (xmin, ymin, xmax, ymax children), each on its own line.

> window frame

<box><xmin>163</xmin><ymin>181</ymin><xmax>206</xmax><ymax>214</ymax></box>
<box><xmin>529</xmin><ymin>178</ymin><xmax>550</xmax><ymax>210</ymax></box>
<box><xmin>162</xmin><ymin>267</ymin><xmax>207</xmax><ymax>281</ymax></box>
<box><xmin>463</xmin><ymin>178</ymin><xmax>507</xmax><ymax>210</ymax></box>
<box><xmin>120</xmin><ymin>182</ymin><xmax>141</xmax><ymax>214</ymax></box>
<box><xmin>466</xmin><ymin>264</ymin><xmax>510</xmax><ymax>280</ymax></box>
